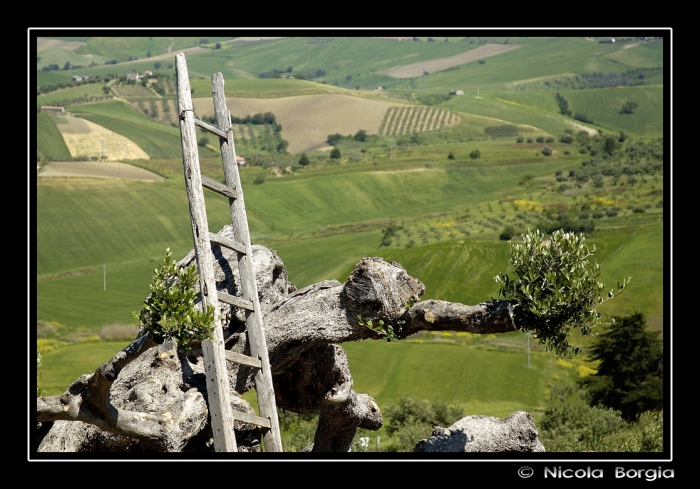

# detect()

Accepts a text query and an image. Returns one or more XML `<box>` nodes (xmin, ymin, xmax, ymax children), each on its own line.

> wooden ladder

<box><xmin>175</xmin><ymin>53</ymin><xmax>282</xmax><ymax>452</ymax></box>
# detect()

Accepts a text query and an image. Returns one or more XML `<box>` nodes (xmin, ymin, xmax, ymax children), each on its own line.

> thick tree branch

<box><xmin>36</xmin><ymin>226</ymin><xmax>526</xmax><ymax>453</ymax></box>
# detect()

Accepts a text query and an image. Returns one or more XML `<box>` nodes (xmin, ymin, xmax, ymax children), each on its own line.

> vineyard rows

<box><xmin>378</xmin><ymin>106</ymin><xmax>460</xmax><ymax>136</ymax></box>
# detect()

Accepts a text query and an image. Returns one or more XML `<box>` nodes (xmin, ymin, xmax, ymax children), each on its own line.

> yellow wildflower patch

<box><xmin>595</xmin><ymin>196</ymin><xmax>616</xmax><ymax>206</ymax></box>
<box><xmin>513</xmin><ymin>200</ymin><xmax>543</xmax><ymax>212</ymax></box>
<box><xmin>435</xmin><ymin>221</ymin><xmax>456</xmax><ymax>228</ymax></box>
<box><xmin>577</xmin><ymin>365</ymin><xmax>598</xmax><ymax>378</ymax></box>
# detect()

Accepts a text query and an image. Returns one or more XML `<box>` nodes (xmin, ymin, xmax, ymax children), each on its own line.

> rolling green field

<box><xmin>34</xmin><ymin>34</ymin><xmax>666</xmax><ymax>448</ymax></box>
<box><xmin>37</xmin><ymin>113</ymin><xmax>71</xmax><ymax>160</ymax></box>
<box><xmin>37</xmin><ymin>82</ymin><xmax>110</xmax><ymax>108</ymax></box>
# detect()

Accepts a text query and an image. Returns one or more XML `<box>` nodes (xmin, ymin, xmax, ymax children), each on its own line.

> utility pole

<box><xmin>526</xmin><ymin>331</ymin><xmax>531</xmax><ymax>368</ymax></box>
<box><xmin>103</xmin><ymin>263</ymin><xmax>106</xmax><ymax>291</ymax></box>
<box><xmin>101</xmin><ymin>140</ymin><xmax>104</xmax><ymax>161</ymax></box>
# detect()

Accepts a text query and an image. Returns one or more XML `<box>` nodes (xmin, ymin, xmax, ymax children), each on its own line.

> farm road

<box><xmin>38</xmin><ymin>162</ymin><xmax>165</xmax><ymax>181</ymax></box>
<box><xmin>379</xmin><ymin>44</ymin><xmax>522</xmax><ymax>78</ymax></box>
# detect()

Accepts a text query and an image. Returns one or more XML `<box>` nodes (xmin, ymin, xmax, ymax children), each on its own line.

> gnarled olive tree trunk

<box><xmin>36</xmin><ymin>225</ymin><xmax>521</xmax><ymax>453</ymax></box>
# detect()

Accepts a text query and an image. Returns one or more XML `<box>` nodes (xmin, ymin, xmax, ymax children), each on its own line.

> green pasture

<box><xmin>37</xmin><ymin>340</ymin><xmax>134</xmax><ymax>396</ymax></box>
<box><xmin>241</xmin><ymin>159</ymin><xmax>572</xmax><ymax>237</ymax></box>
<box><xmin>37</xmin><ymin>259</ymin><xmax>162</xmax><ymax>333</ymax></box>
<box><xmin>36</xmin><ymin>48</ymin><xmax>109</xmax><ymax>71</ymax></box>
<box><xmin>401</xmin><ymin>37</ymin><xmax>663</xmax><ymax>94</ymax></box>
<box><xmin>564</xmin><ymin>85</ymin><xmax>664</xmax><ymax>136</ymax></box>
<box><xmin>36</xmin><ymin>178</ymin><xmax>229</xmax><ymax>276</ymax></box>
<box><xmin>371</xmin><ymin>240</ymin><xmax>510</xmax><ymax>305</ymax></box>
<box><xmin>587</xmin><ymin>221</ymin><xmax>665</xmax><ymax>331</ymax></box>
<box><xmin>36</xmin><ymin>82</ymin><xmax>109</xmax><ymax>108</ymax></box>
<box><xmin>445</xmin><ymin>95</ymin><xmax>594</xmax><ymax>136</ymax></box>
<box><xmin>268</xmin><ymin>230</ymin><xmax>383</xmax><ymax>289</ymax></box>
<box><xmin>36</xmin><ymin>113</ymin><xmax>71</xmax><ymax>160</ymax></box>
<box><xmin>341</xmin><ymin>338</ymin><xmax>566</xmax><ymax>421</ymax></box>
<box><xmin>73</xmin><ymin>37</ymin><xmax>232</xmax><ymax>62</ymax></box>
<box><xmin>185</xmin><ymin>36</ymin><xmax>480</xmax><ymax>87</ymax></box>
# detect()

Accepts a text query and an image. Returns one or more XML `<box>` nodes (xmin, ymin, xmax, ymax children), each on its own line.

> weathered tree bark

<box><xmin>413</xmin><ymin>411</ymin><xmax>546</xmax><ymax>452</ymax></box>
<box><xmin>36</xmin><ymin>224</ymin><xmax>519</xmax><ymax>453</ymax></box>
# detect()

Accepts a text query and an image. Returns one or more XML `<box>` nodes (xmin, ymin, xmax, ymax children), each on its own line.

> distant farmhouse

<box><xmin>125</xmin><ymin>71</ymin><xmax>142</xmax><ymax>82</ymax></box>
<box><xmin>600</xmin><ymin>38</ymin><xmax>615</xmax><ymax>44</ymax></box>
<box><xmin>450</xmin><ymin>89</ymin><xmax>464</xmax><ymax>95</ymax></box>
<box><xmin>375</xmin><ymin>86</ymin><xmax>384</xmax><ymax>91</ymax></box>
<box><xmin>40</xmin><ymin>106</ymin><xmax>65</xmax><ymax>114</ymax></box>
<box><xmin>72</xmin><ymin>75</ymin><xmax>90</xmax><ymax>82</ymax></box>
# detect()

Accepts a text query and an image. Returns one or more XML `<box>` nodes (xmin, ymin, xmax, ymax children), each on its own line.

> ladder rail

<box><xmin>211</xmin><ymin>73</ymin><xmax>283</xmax><ymax>452</ymax></box>
<box><xmin>176</xmin><ymin>53</ymin><xmax>238</xmax><ymax>452</ymax></box>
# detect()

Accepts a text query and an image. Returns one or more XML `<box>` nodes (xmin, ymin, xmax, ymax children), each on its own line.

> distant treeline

<box><xmin>259</xmin><ymin>66</ymin><xmax>326</xmax><ymax>80</ymax></box>
<box><xmin>230</xmin><ymin>111</ymin><xmax>278</xmax><ymax>125</ymax></box>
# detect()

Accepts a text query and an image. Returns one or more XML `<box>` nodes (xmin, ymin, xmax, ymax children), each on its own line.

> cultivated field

<box><xmin>379</xmin><ymin>44</ymin><xmax>523</xmax><ymax>78</ymax></box>
<box><xmin>192</xmin><ymin>94</ymin><xmax>405</xmax><ymax>153</ymax></box>
<box><xmin>57</xmin><ymin>115</ymin><xmax>149</xmax><ymax>160</ymax></box>
<box><xmin>37</xmin><ymin>38</ymin><xmax>85</xmax><ymax>52</ymax></box>
<box><xmin>378</xmin><ymin>106</ymin><xmax>461</xmax><ymax>136</ymax></box>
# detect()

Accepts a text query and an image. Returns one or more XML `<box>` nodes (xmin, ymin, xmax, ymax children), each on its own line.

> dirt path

<box><xmin>38</xmin><ymin>162</ymin><xmax>165</xmax><ymax>181</ymax></box>
<box><xmin>379</xmin><ymin>44</ymin><xmax>522</xmax><ymax>78</ymax></box>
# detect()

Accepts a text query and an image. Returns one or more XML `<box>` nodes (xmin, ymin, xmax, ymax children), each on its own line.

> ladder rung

<box><xmin>232</xmin><ymin>410</ymin><xmax>271</xmax><ymax>429</ymax></box>
<box><xmin>194</xmin><ymin>118</ymin><xmax>228</xmax><ymax>139</ymax></box>
<box><xmin>202</xmin><ymin>175</ymin><xmax>237</xmax><ymax>199</ymax></box>
<box><xmin>217</xmin><ymin>291</ymin><xmax>255</xmax><ymax>311</ymax></box>
<box><xmin>209</xmin><ymin>232</ymin><xmax>247</xmax><ymax>255</ymax></box>
<box><xmin>225</xmin><ymin>350</ymin><xmax>262</xmax><ymax>369</ymax></box>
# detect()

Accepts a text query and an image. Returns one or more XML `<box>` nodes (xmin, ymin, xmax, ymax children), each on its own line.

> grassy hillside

<box><xmin>564</xmin><ymin>85</ymin><xmax>664</xmax><ymax>136</ymax></box>
<box><xmin>36</xmin><ymin>113</ymin><xmax>71</xmax><ymax>160</ymax></box>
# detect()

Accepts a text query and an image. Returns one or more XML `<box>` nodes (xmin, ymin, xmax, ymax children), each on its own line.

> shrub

<box><xmin>469</xmin><ymin>149</ymin><xmax>481</xmax><ymax>159</ymax></box>
<box><xmin>254</xmin><ymin>174</ymin><xmax>265</xmax><ymax>184</ymax></box>
<box><xmin>516</xmin><ymin>136</ymin><xmax>524</xmax><ymax>143</ymax></box>
<box><xmin>499</xmin><ymin>225</ymin><xmax>515</xmax><ymax>241</ymax></box>
<box><xmin>541</xmin><ymin>146</ymin><xmax>553</xmax><ymax>156</ymax></box>
<box><xmin>559</xmin><ymin>134</ymin><xmax>575</xmax><ymax>144</ymax></box>
<box><xmin>574</xmin><ymin>113</ymin><xmax>594</xmax><ymax>124</ymax></box>
<box><xmin>133</xmin><ymin>248</ymin><xmax>215</xmax><ymax>349</ymax></box>
<box><xmin>621</xmin><ymin>101</ymin><xmax>639</xmax><ymax>114</ymax></box>
<box><xmin>354</xmin><ymin>129</ymin><xmax>368</xmax><ymax>142</ymax></box>
<box><xmin>494</xmin><ymin>229</ymin><xmax>629</xmax><ymax>357</ymax></box>
<box><xmin>527</xmin><ymin>137</ymin><xmax>534</xmax><ymax>143</ymax></box>
<box><xmin>327</xmin><ymin>133</ymin><xmax>343</xmax><ymax>145</ymax></box>
<box><xmin>330</xmin><ymin>147</ymin><xmax>341</xmax><ymax>159</ymax></box>
<box><xmin>384</xmin><ymin>396</ymin><xmax>465</xmax><ymax>451</ymax></box>
<box><xmin>448</xmin><ymin>151</ymin><xmax>455</xmax><ymax>160</ymax></box>
<box><xmin>298</xmin><ymin>153</ymin><xmax>310</xmax><ymax>166</ymax></box>
<box><xmin>536</xmin><ymin>136</ymin><xmax>546</xmax><ymax>143</ymax></box>
<box><xmin>545</xmin><ymin>137</ymin><xmax>555</xmax><ymax>143</ymax></box>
